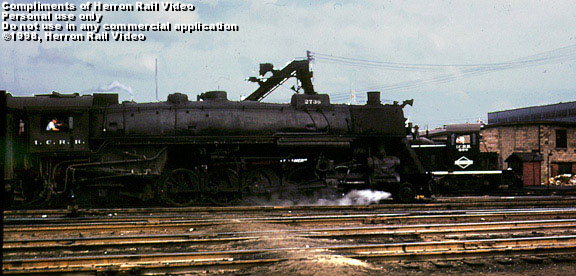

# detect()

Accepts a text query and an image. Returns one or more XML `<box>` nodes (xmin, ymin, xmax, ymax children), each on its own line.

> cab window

<box><xmin>456</xmin><ymin>135</ymin><xmax>471</xmax><ymax>144</ymax></box>
<box><xmin>42</xmin><ymin>115</ymin><xmax>74</xmax><ymax>132</ymax></box>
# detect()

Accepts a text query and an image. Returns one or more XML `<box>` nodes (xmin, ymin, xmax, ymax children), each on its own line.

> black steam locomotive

<box><xmin>3</xmin><ymin>58</ymin><xmax>430</xmax><ymax>207</ymax></box>
<box><xmin>410</xmin><ymin>124</ymin><xmax>521</xmax><ymax>193</ymax></box>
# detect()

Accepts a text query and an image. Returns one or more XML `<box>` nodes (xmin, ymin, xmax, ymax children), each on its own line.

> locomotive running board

<box><xmin>276</xmin><ymin>136</ymin><xmax>352</xmax><ymax>148</ymax></box>
<box><xmin>411</xmin><ymin>144</ymin><xmax>447</xmax><ymax>148</ymax></box>
<box><xmin>432</xmin><ymin>170</ymin><xmax>503</xmax><ymax>176</ymax></box>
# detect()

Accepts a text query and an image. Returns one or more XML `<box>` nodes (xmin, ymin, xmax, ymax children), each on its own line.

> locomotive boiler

<box><xmin>3</xmin><ymin>58</ymin><xmax>430</xmax><ymax>207</ymax></box>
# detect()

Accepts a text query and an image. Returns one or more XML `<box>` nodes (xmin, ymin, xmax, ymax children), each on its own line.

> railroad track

<box><xmin>5</xmin><ymin>208</ymin><xmax>576</xmax><ymax>239</ymax></box>
<box><xmin>4</xmin><ymin>235</ymin><xmax>576</xmax><ymax>275</ymax></box>
<box><xmin>5</xmin><ymin>196</ymin><xmax>576</xmax><ymax>218</ymax></box>
<box><xmin>6</xmin><ymin>206</ymin><xmax>576</xmax><ymax>224</ymax></box>
<box><xmin>4</xmin><ymin>196</ymin><xmax>576</xmax><ymax>275</ymax></box>
<box><xmin>4</xmin><ymin>219</ymin><xmax>576</xmax><ymax>256</ymax></box>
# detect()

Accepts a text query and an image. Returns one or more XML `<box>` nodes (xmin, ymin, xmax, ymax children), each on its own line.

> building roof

<box><xmin>483</xmin><ymin>120</ymin><xmax>576</xmax><ymax>129</ymax></box>
<box><xmin>488</xmin><ymin>101</ymin><xmax>576</xmax><ymax>124</ymax></box>
<box><xmin>420</xmin><ymin>123</ymin><xmax>483</xmax><ymax>138</ymax></box>
<box><xmin>445</xmin><ymin>123</ymin><xmax>482</xmax><ymax>133</ymax></box>
<box><xmin>505</xmin><ymin>152</ymin><xmax>543</xmax><ymax>163</ymax></box>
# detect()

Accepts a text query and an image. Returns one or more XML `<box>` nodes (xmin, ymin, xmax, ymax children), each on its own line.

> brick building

<box><xmin>481</xmin><ymin>101</ymin><xmax>576</xmax><ymax>186</ymax></box>
<box><xmin>481</xmin><ymin>122</ymin><xmax>576</xmax><ymax>185</ymax></box>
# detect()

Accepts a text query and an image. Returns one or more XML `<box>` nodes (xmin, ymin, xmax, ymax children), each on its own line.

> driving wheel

<box><xmin>160</xmin><ymin>168</ymin><xmax>202</xmax><ymax>207</ymax></box>
<box><xmin>242</xmin><ymin>168</ymin><xmax>281</xmax><ymax>199</ymax></box>
<box><xmin>207</xmin><ymin>168</ymin><xmax>240</xmax><ymax>205</ymax></box>
<box><xmin>395</xmin><ymin>182</ymin><xmax>416</xmax><ymax>203</ymax></box>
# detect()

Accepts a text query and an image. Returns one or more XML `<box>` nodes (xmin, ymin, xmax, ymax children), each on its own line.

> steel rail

<box><xmin>7</xmin><ymin>206</ymin><xmax>576</xmax><ymax>225</ymax></box>
<box><xmin>5</xmin><ymin>197</ymin><xmax>576</xmax><ymax>217</ymax></box>
<box><xmin>350</xmin><ymin>245</ymin><xmax>576</xmax><ymax>262</ymax></box>
<box><xmin>432</xmin><ymin>195</ymin><xmax>576</xmax><ymax>202</ymax></box>
<box><xmin>6</xmin><ymin>207</ymin><xmax>576</xmax><ymax>225</ymax></box>
<box><xmin>5</xmin><ymin>209</ymin><xmax>576</xmax><ymax>237</ymax></box>
<box><xmin>4</xmin><ymin>235</ymin><xmax>576</xmax><ymax>274</ymax></box>
<box><xmin>3</xmin><ymin>258</ymin><xmax>286</xmax><ymax>275</ymax></box>
<box><xmin>3</xmin><ymin>219</ymin><xmax>576</xmax><ymax>254</ymax></box>
<box><xmin>2</xmin><ymin>236</ymin><xmax>257</xmax><ymax>253</ymax></box>
<box><xmin>6</xmin><ymin>218</ymin><xmax>576</xmax><ymax>243</ymax></box>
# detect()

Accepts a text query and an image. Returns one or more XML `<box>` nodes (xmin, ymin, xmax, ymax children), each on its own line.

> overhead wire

<box><xmin>363</xmin><ymin>48</ymin><xmax>575</xmax><ymax>92</ymax></box>
<box><xmin>311</xmin><ymin>44</ymin><xmax>576</xmax><ymax>98</ymax></box>
<box><xmin>311</xmin><ymin>44</ymin><xmax>576</xmax><ymax>72</ymax></box>
<box><xmin>334</xmin><ymin>53</ymin><xmax>575</xmax><ymax>97</ymax></box>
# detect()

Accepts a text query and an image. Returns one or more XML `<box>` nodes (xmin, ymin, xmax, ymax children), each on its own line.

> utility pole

<box><xmin>306</xmin><ymin>50</ymin><xmax>313</xmax><ymax>62</ymax></box>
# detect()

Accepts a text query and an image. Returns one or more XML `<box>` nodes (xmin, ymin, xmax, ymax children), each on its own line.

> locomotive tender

<box><xmin>3</xmin><ymin>58</ymin><xmax>430</xmax><ymax>207</ymax></box>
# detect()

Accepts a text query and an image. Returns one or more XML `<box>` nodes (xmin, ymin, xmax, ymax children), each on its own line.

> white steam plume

<box><xmin>315</xmin><ymin>190</ymin><xmax>391</xmax><ymax>206</ymax></box>
<box><xmin>242</xmin><ymin>189</ymin><xmax>391</xmax><ymax>206</ymax></box>
<box><xmin>94</xmin><ymin>81</ymin><xmax>134</xmax><ymax>101</ymax></box>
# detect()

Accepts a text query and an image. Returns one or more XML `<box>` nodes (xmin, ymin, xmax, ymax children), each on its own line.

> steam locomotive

<box><xmin>3</xmin><ymin>58</ymin><xmax>431</xmax><ymax>207</ymax></box>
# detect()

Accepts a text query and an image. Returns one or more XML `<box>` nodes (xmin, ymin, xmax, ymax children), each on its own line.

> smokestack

<box><xmin>367</xmin><ymin>91</ymin><xmax>381</xmax><ymax>105</ymax></box>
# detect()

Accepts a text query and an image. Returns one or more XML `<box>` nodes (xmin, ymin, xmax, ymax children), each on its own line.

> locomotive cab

<box><xmin>5</xmin><ymin>92</ymin><xmax>95</xmax><ymax>204</ymax></box>
<box><xmin>30</xmin><ymin>112</ymin><xmax>90</xmax><ymax>153</ymax></box>
<box><xmin>9</xmin><ymin>92</ymin><xmax>92</xmax><ymax>154</ymax></box>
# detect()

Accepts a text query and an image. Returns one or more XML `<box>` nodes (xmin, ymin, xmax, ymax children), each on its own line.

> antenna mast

<box><xmin>155</xmin><ymin>58</ymin><xmax>159</xmax><ymax>101</ymax></box>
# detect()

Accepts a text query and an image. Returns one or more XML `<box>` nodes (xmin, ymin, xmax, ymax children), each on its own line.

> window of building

<box><xmin>18</xmin><ymin>119</ymin><xmax>25</xmax><ymax>135</ymax></box>
<box><xmin>558</xmin><ymin>163</ymin><xmax>573</xmax><ymax>175</ymax></box>
<box><xmin>556</xmin><ymin>129</ymin><xmax>567</xmax><ymax>148</ymax></box>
